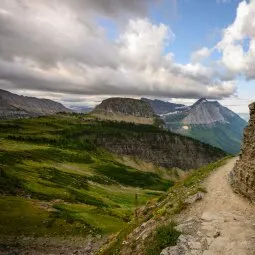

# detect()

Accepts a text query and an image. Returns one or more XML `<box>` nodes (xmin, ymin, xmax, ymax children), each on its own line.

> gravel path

<box><xmin>162</xmin><ymin>158</ymin><xmax>255</xmax><ymax>255</ymax></box>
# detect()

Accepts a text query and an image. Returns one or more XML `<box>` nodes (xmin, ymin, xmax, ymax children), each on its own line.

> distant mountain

<box><xmin>141</xmin><ymin>97</ymin><xmax>187</xmax><ymax>115</ymax></box>
<box><xmin>69</xmin><ymin>105</ymin><xmax>94</xmax><ymax>113</ymax></box>
<box><xmin>0</xmin><ymin>89</ymin><xmax>71</xmax><ymax>119</ymax></box>
<box><xmin>92</xmin><ymin>97</ymin><xmax>161</xmax><ymax>125</ymax></box>
<box><xmin>238</xmin><ymin>113</ymin><xmax>250</xmax><ymax>122</ymax></box>
<box><xmin>163</xmin><ymin>98</ymin><xmax>247</xmax><ymax>154</ymax></box>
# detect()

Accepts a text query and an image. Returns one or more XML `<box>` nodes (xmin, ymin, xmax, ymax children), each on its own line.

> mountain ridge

<box><xmin>162</xmin><ymin>98</ymin><xmax>247</xmax><ymax>154</ymax></box>
<box><xmin>0</xmin><ymin>89</ymin><xmax>71</xmax><ymax>119</ymax></box>
<box><xmin>141</xmin><ymin>97</ymin><xmax>186</xmax><ymax>115</ymax></box>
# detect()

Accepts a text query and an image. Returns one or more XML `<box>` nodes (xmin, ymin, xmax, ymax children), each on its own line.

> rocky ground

<box><xmin>0</xmin><ymin>235</ymin><xmax>107</xmax><ymax>255</ymax></box>
<box><xmin>161</xmin><ymin>158</ymin><xmax>255</xmax><ymax>255</ymax></box>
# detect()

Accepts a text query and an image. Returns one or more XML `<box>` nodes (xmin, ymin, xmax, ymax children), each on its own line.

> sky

<box><xmin>0</xmin><ymin>0</ymin><xmax>255</xmax><ymax>113</ymax></box>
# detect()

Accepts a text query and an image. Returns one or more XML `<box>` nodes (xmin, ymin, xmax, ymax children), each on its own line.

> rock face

<box><xmin>95</xmin><ymin>131</ymin><xmax>226</xmax><ymax>170</ymax></box>
<box><xmin>92</xmin><ymin>97</ymin><xmax>159</xmax><ymax>125</ymax></box>
<box><xmin>0</xmin><ymin>89</ymin><xmax>71</xmax><ymax>119</ymax></box>
<box><xmin>93</xmin><ymin>97</ymin><xmax>155</xmax><ymax>118</ymax></box>
<box><xmin>164</xmin><ymin>98</ymin><xmax>247</xmax><ymax>154</ymax></box>
<box><xmin>231</xmin><ymin>102</ymin><xmax>255</xmax><ymax>202</ymax></box>
<box><xmin>182</xmin><ymin>99</ymin><xmax>236</xmax><ymax>125</ymax></box>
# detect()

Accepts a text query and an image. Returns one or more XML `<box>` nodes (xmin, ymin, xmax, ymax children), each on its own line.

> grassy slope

<box><xmin>166</xmin><ymin>116</ymin><xmax>246</xmax><ymax>155</ymax></box>
<box><xmin>101</xmin><ymin>157</ymin><xmax>231</xmax><ymax>255</ymax></box>
<box><xmin>0</xmin><ymin>114</ymin><xmax>174</xmax><ymax>239</ymax></box>
<box><xmin>184</xmin><ymin>118</ymin><xmax>246</xmax><ymax>155</ymax></box>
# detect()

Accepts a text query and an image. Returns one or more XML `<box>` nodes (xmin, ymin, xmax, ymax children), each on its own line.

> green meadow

<box><xmin>0</xmin><ymin>114</ymin><xmax>172</xmax><ymax>238</ymax></box>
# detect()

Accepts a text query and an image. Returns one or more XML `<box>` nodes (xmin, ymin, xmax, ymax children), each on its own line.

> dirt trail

<box><xmin>168</xmin><ymin>158</ymin><xmax>255</xmax><ymax>255</ymax></box>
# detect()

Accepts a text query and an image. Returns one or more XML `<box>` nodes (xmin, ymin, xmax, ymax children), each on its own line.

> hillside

<box><xmin>92</xmin><ymin>97</ymin><xmax>158</xmax><ymax>125</ymax></box>
<box><xmin>163</xmin><ymin>99</ymin><xmax>247</xmax><ymax>154</ymax></box>
<box><xmin>0</xmin><ymin>89</ymin><xmax>71</xmax><ymax>119</ymax></box>
<box><xmin>0</xmin><ymin>113</ymin><xmax>226</xmax><ymax>254</ymax></box>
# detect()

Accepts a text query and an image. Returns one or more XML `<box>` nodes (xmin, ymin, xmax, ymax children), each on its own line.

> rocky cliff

<box><xmin>95</xmin><ymin>127</ymin><xmax>226</xmax><ymax>170</ymax></box>
<box><xmin>231</xmin><ymin>102</ymin><xmax>255</xmax><ymax>202</ymax></box>
<box><xmin>0</xmin><ymin>89</ymin><xmax>71</xmax><ymax>119</ymax></box>
<box><xmin>93</xmin><ymin>97</ymin><xmax>155</xmax><ymax>117</ymax></box>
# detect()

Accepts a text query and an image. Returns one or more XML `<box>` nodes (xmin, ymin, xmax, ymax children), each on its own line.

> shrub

<box><xmin>146</xmin><ymin>222</ymin><xmax>181</xmax><ymax>255</ymax></box>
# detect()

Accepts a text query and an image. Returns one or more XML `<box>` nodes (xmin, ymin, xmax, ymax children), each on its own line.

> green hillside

<box><xmin>0</xmin><ymin>114</ymin><xmax>173</xmax><ymax>241</ymax></box>
<box><xmin>166</xmin><ymin>116</ymin><xmax>246</xmax><ymax>155</ymax></box>
<box><xmin>186</xmin><ymin>123</ymin><xmax>244</xmax><ymax>155</ymax></box>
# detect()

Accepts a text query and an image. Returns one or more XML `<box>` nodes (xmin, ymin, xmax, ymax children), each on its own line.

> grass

<box><xmin>145</xmin><ymin>222</ymin><xmax>181</xmax><ymax>255</ymax></box>
<box><xmin>0</xmin><ymin>113</ymin><xmax>228</xmax><ymax>251</ymax></box>
<box><xmin>0</xmin><ymin>196</ymin><xmax>91</xmax><ymax>237</ymax></box>
<box><xmin>0</xmin><ymin>114</ymin><xmax>171</xmax><ymax>239</ymax></box>
<box><xmin>99</xmin><ymin>156</ymin><xmax>231</xmax><ymax>255</ymax></box>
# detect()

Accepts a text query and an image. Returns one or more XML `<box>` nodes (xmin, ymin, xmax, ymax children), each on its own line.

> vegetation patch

<box><xmin>100</xmin><ymin>157</ymin><xmax>231</xmax><ymax>255</ymax></box>
<box><xmin>145</xmin><ymin>222</ymin><xmax>181</xmax><ymax>255</ymax></box>
<box><xmin>0</xmin><ymin>114</ymin><xmax>167</xmax><ymax>239</ymax></box>
<box><xmin>94</xmin><ymin>163</ymin><xmax>173</xmax><ymax>191</ymax></box>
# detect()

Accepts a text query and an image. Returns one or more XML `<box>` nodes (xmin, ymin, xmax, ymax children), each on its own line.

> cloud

<box><xmin>191</xmin><ymin>47</ymin><xmax>212</xmax><ymax>63</ymax></box>
<box><xmin>217</xmin><ymin>0</ymin><xmax>255</xmax><ymax>79</ymax></box>
<box><xmin>0</xmin><ymin>0</ymin><xmax>237</xmax><ymax>103</ymax></box>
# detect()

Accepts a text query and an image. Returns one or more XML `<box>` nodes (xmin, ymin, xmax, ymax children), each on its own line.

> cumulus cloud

<box><xmin>217</xmin><ymin>0</ymin><xmax>255</xmax><ymax>79</ymax></box>
<box><xmin>191</xmin><ymin>47</ymin><xmax>212</xmax><ymax>63</ymax></box>
<box><xmin>0</xmin><ymin>0</ymin><xmax>237</xmax><ymax>103</ymax></box>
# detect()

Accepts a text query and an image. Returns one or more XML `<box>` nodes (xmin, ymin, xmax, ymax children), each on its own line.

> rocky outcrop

<box><xmin>0</xmin><ymin>89</ymin><xmax>71</xmax><ymax>119</ymax></box>
<box><xmin>231</xmin><ymin>102</ymin><xmax>255</xmax><ymax>202</ymax></box>
<box><xmin>92</xmin><ymin>97</ymin><xmax>159</xmax><ymax>125</ymax></box>
<box><xmin>95</xmin><ymin>131</ymin><xmax>226</xmax><ymax>170</ymax></box>
<box><xmin>182</xmin><ymin>99</ymin><xmax>236</xmax><ymax>125</ymax></box>
<box><xmin>93</xmin><ymin>97</ymin><xmax>155</xmax><ymax>118</ymax></box>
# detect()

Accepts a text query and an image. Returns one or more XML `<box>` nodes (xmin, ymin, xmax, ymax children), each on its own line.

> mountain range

<box><xmin>0</xmin><ymin>89</ymin><xmax>247</xmax><ymax>154</ymax></box>
<box><xmin>160</xmin><ymin>98</ymin><xmax>247</xmax><ymax>154</ymax></box>
<box><xmin>0</xmin><ymin>89</ymin><xmax>71</xmax><ymax>119</ymax></box>
<box><xmin>0</xmin><ymin>89</ymin><xmax>247</xmax><ymax>254</ymax></box>
<box><xmin>141</xmin><ymin>98</ymin><xmax>187</xmax><ymax>115</ymax></box>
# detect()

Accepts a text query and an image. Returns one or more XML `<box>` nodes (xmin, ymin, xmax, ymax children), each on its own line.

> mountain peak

<box><xmin>198</xmin><ymin>98</ymin><xmax>208</xmax><ymax>103</ymax></box>
<box><xmin>93</xmin><ymin>97</ymin><xmax>155</xmax><ymax>118</ymax></box>
<box><xmin>91</xmin><ymin>97</ymin><xmax>159</xmax><ymax>125</ymax></box>
<box><xmin>192</xmin><ymin>98</ymin><xmax>208</xmax><ymax>107</ymax></box>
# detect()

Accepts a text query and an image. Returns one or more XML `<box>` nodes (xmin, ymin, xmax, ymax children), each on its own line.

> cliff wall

<box><xmin>95</xmin><ymin>131</ymin><xmax>226</xmax><ymax>170</ymax></box>
<box><xmin>231</xmin><ymin>102</ymin><xmax>255</xmax><ymax>201</ymax></box>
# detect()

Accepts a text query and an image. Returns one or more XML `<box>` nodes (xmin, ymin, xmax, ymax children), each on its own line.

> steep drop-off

<box><xmin>231</xmin><ymin>102</ymin><xmax>255</xmax><ymax>202</ymax></box>
<box><xmin>94</xmin><ymin>122</ymin><xmax>226</xmax><ymax>170</ymax></box>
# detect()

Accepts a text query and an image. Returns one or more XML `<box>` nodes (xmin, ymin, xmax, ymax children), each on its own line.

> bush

<box><xmin>146</xmin><ymin>222</ymin><xmax>181</xmax><ymax>255</ymax></box>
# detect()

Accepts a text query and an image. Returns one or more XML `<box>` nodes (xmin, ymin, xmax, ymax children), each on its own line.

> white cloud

<box><xmin>217</xmin><ymin>0</ymin><xmax>255</xmax><ymax>78</ymax></box>
<box><xmin>191</xmin><ymin>47</ymin><xmax>212</xmax><ymax>63</ymax></box>
<box><xmin>0</xmin><ymin>0</ymin><xmax>237</xmax><ymax>102</ymax></box>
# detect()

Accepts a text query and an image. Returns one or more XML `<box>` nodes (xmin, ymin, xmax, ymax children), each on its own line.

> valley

<box><xmin>0</xmin><ymin>112</ymin><xmax>226</xmax><ymax>254</ymax></box>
